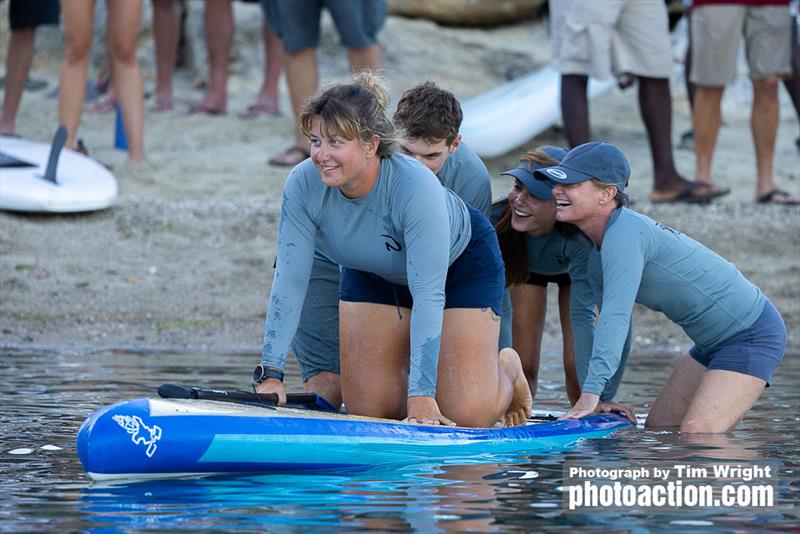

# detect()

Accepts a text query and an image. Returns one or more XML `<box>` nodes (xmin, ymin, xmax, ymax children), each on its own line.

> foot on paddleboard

<box><xmin>499</xmin><ymin>347</ymin><xmax>532</xmax><ymax>427</ymax></box>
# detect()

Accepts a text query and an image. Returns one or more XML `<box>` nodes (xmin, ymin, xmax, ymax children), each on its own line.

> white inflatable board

<box><xmin>0</xmin><ymin>135</ymin><xmax>118</xmax><ymax>213</ymax></box>
<box><xmin>460</xmin><ymin>66</ymin><xmax>615</xmax><ymax>158</ymax></box>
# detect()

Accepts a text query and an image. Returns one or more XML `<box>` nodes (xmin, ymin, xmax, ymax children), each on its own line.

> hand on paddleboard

<box><xmin>256</xmin><ymin>378</ymin><xmax>286</xmax><ymax>405</ymax></box>
<box><xmin>558</xmin><ymin>392</ymin><xmax>599</xmax><ymax>420</ymax></box>
<box><xmin>405</xmin><ymin>396</ymin><xmax>456</xmax><ymax>426</ymax></box>
<box><xmin>595</xmin><ymin>401</ymin><xmax>636</xmax><ymax>423</ymax></box>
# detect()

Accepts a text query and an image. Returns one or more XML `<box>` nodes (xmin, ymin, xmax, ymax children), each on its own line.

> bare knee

<box><xmin>108</xmin><ymin>40</ymin><xmax>138</xmax><ymax>65</ymax></box>
<box><xmin>64</xmin><ymin>36</ymin><xmax>92</xmax><ymax>64</ymax></box>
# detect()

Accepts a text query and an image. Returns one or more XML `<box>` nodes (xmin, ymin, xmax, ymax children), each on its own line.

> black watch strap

<box><xmin>253</xmin><ymin>364</ymin><xmax>284</xmax><ymax>383</ymax></box>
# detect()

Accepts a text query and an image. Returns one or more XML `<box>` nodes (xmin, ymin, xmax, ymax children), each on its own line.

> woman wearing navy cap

<box><xmin>534</xmin><ymin>141</ymin><xmax>787</xmax><ymax>432</ymax></box>
<box><xmin>493</xmin><ymin>146</ymin><xmax>633</xmax><ymax>421</ymax></box>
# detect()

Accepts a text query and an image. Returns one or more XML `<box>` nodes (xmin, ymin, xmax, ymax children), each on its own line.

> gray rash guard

<box><xmin>262</xmin><ymin>154</ymin><xmax>472</xmax><ymax>397</ymax></box>
<box><xmin>583</xmin><ymin>207</ymin><xmax>767</xmax><ymax>398</ymax></box>
<box><xmin>437</xmin><ymin>142</ymin><xmax>492</xmax><ymax>218</ymax></box>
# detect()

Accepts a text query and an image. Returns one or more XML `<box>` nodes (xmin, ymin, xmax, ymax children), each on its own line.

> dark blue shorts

<box><xmin>340</xmin><ymin>206</ymin><xmax>505</xmax><ymax>317</ymax></box>
<box><xmin>527</xmin><ymin>271</ymin><xmax>571</xmax><ymax>287</ymax></box>
<box><xmin>689</xmin><ymin>300</ymin><xmax>787</xmax><ymax>385</ymax></box>
<box><xmin>275</xmin><ymin>0</ymin><xmax>386</xmax><ymax>54</ymax></box>
<box><xmin>9</xmin><ymin>0</ymin><xmax>59</xmax><ymax>30</ymax></box>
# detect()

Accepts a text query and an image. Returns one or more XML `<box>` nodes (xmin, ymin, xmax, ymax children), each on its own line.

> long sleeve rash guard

<box><xmin>582</xmin><ymin>207</ymin><xmax>766</xmax><ymax>398</ymax></box>
<box><xmin>261</xmin><ymin>154</ymin><xmax>472</xmax><ymax>397</ymax></box>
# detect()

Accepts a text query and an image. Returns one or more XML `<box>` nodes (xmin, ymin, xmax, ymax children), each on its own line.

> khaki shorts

<box><xmin>549</xmin><ymin>0</ymin><xmax>672</xmax><ymax>80</ymax></box>
<box><xmin>690</xmin><ymin>4</ymin><xmax>792</xmax><ymax>86</ymax></box>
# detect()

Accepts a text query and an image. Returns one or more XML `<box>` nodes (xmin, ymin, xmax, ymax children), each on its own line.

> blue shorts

<box><xmin>9</xmin><ymin>0</ymin><xmax>59</xmax><ymax>30</ymax></box>
<box><xmin>291</xmin><ymin>256</ymin><xmax>341</xmax><ymax>381</ymax></box>
<box><xmin>528</xmin><ymin>271</ymin><xmax>571</xmax><ymax>288</ymax></box>
<box><xmin>340</xmin><ymin>206</ymin><xmax>505</xmax><ymax>317</ymax></box>
<box><xmin>275</xmin><ymin>0</ymin><xmax>386</xmax><ymax>54</ymax></box>
<box><xmin>689</xmin><ymin>300</ymin><xmax>787</xmax><ymax>385</ymax></box>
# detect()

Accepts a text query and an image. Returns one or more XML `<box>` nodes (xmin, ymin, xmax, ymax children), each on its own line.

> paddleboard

<box><xmin>0</xmin><ymin>134</ymin><xmax>118</xmax><ymax>212</ymax></box>
<box><xmin>77</xmin><ymin>394</ymin><xmax>632</xmax><ymax>481</ymax></box>
<box><xmin>459</xmin><ymin>66</ymin><xmax>615</xmax><ymax>158</ymax></box>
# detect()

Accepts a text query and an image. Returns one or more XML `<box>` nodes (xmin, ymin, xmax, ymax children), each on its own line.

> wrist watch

<box><xmin>253</xmin><ymin>364</ymin><xmax>284</xmax><ymax>384</ymax></box>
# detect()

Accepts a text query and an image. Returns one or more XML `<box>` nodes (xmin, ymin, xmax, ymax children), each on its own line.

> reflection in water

<box><xmin>1</xmin><ymin>349</ymin><xmax>798</xmax><ymax>531</ymax></box>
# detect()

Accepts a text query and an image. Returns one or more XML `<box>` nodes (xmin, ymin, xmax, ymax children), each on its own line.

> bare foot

<box><xmin>499</xmin><ymin>347</ymin><xmax>532</xmax><ymax>427</ymax></box>
<box><xmin>152</xmin><ymin>93</ymin><xmax>174</xmax><ymax>112</ymax></box>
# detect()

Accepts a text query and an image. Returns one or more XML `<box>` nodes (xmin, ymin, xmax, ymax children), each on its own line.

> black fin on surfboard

<box><xmin>42</xmin><ymin>125</ymin><xmax>67</xmax><ymax>185</ymax></box>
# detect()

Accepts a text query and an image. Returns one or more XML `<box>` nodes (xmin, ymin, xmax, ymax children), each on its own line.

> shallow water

<box><xmin>1</xmin><ymin>349</ymin><xmax>798</xmax><ymax>531</ymax></box>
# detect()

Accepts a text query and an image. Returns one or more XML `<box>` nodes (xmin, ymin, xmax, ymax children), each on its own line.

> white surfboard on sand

<box><xmin>459</xmin><ymin>66</ymin><xmax>615</xmax><ymax>158</ymax></box>
<box><xmin>0</xmin><ymin>129</ymin><xmax>118</xmax><ymax>213</ymax></box>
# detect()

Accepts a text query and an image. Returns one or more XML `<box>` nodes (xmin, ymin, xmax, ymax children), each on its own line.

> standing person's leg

<box><xmin>257</xmin><ymin>21</ymin><xmax>283</xmax><ymax>110</ymax></box>
<box><xmin>58</xmin><ymin>0</ymin><xmax>95</xmax><ymax>150</ymax></box>
<box><xmin>509</xmin><ymin>284</ymin><xmax>547</xmax><ymax>400</ymax></box>
<box><xmin>192</xmin><ymin>0</ymin><xmax>233</xmax><ymax>114</ymax></box>
<box><xmin>0</xmin><ymin>27</ymin><xmax>35</xmax><ymax>135</ymax></box>
<box><xmin>751</xmin><ymin>76</ymin><xmax>798</xmax><ymax>203</ymax></box>
<box><xmin>692</xmin><ymin>86</ymin><xmax>725</xmax><ymax>183</ymax></box>
<box><xmin>268</xmin><ymin>47</ymin><xmax>316</xmax><ymax>163</ymax></box>
<box><xmin>269</xmin><ymin>0</ymin><xmax>321</xmax><ymax>165</ymax></box>
<box><xmin>782</xmin><ymin>18</ymin><xmax>800</xmax><ymax>146</ymax></box>
<box><xmin>560</xmin><ymin>75</ymin><xmax>591</xmax><ymax>148</ymax></box>
<box><xmin>690</xmin><ymin>5</ymin><xmax>745</xmax><ymax>184</ymax></box>
<box><xmin>346</xmin><ymin>45</ymin><xmax>380</xmax><ymax>72</ymax></box>
<box><xmin>748</xmin><ymin>6</ymin><xmax>797</xmax><ymax>203</ymax></box>
<box><xmin>151</xmin><ymin>0</ymin><xmax>178</xmax><ymax>112</ymax></box>
<box><xmin>241</xmin><ymin>0</ymin><xmax>283</xmax><ymax>118</ymax></box>
<box><xmin>106</xmin><ymin>0</ymin><xmax>145</xmax><ymax>162</ymax></box>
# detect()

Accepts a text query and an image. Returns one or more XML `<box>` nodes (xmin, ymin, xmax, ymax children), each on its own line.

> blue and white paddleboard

<box><xmin>77</xmin><ymin>396</ymin><xmax>632</xmax><ymax>481</ymax></box>
<box><xmin>0</xmin><ymin>133</ymin><xmax>117</xmax><ymax>213</ymax></box>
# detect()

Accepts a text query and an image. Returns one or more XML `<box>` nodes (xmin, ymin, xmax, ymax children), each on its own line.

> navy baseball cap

<box><xmin>533</xmin><ymin>141</ymin><xmax>630</xmax><ymax>193</ymax></box>
<box><xmin>501</xmin><ymin>146</ymin><xmax>568</xmax><ymax>201</ymax></box>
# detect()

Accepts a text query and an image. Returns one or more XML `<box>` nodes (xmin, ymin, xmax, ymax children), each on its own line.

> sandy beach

<box><xmin>1</xmin><ymin>3</ymin><xmax>798</xmax><ymax>365</ymax></box>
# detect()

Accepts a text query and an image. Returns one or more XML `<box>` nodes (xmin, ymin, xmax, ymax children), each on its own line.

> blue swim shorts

<box><xmin>689</xmin><ymin>300</ymin><xmax>787</xmax><ymax>384</ymax></box>
<box><xmin>340</xmin><ymin>205</ymin><xmax>505</xmax><ymax>317</ymax></box>
<box><xmin>275</xmin><ymin>0</ymin><xmax>387</xmax><ymax>54</ymax></box>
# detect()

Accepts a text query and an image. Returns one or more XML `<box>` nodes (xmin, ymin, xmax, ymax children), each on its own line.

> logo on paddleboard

<box><xmin>112</xmin><ymin>415</ymin><xmax>162</xmax><ymax>458</ymax></box>
<box><xmin>544</xmin><ymin>168</ymin><xmax>568</xmax><ymax>180</ymax></box>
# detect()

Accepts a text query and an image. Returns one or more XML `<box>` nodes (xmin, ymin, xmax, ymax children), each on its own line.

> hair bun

<box><xmin>353</xmin><ymin>69</ymin><xmax>390</xmax><ymax>112</ymax></box>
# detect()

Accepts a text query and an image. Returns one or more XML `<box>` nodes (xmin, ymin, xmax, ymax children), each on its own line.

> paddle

<box><xmin>157</xmin><ymin>384</ymin><xmax>338</xmax><ymax>412</ymax></box>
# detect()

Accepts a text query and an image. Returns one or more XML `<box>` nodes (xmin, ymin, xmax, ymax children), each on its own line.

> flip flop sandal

<box><xmin>238</xmin><ymin>103</ymin><xmax>281</xmax><ymax>119</ymax></box>
<box><xmin>187</xmin><ymin>104</ymin><xmax>227</xmax><ymax>116</ymax></box>
<box><xmin>268</xmin><ymin>145</ymin><xmax>310</xmax><ymax>167</ymax></box>
<box><xmin>756</xmin><ymin>189</ymin><xmax>800</xmax><ymax>205</ymax></box>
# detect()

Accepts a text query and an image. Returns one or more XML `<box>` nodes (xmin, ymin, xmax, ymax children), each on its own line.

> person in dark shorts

<box><xmin>255</xmin><ymin>72</ymin><xmax>532</xmax><ymax>428</ymax></box>
<box><xmin>1</xmin><ymin>0</ymin><xmax>60</xmax><ymax>135</ymax></box>
<box><xmin>268</xmin><ymin>0</ymin><xmax>386</xmax><ymax>166</ymax></box>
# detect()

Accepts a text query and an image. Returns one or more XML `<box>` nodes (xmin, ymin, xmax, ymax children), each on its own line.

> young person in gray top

<box><xmin>289</xmin><ymin>81</ymin><xmax>493</xmax><ymax>409</ymax></box>
<box><xmin>256</xmin><ymin>72</ymin><xmax>530</xmax><ymax>427</ymax></box>
<box><xmin>394</xmin><ymin>81</ymin><xmax>492</xmax><ymax>218</ymax></box>
<box><xmin>534</xmin><ymin>141</ymin><xmax>787</xmax><ymax>432</ymax></box>
<box><xmin>492</xmin><ymin>146</ymin><xmax>634</xmax><ymax>421</ymax></box>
